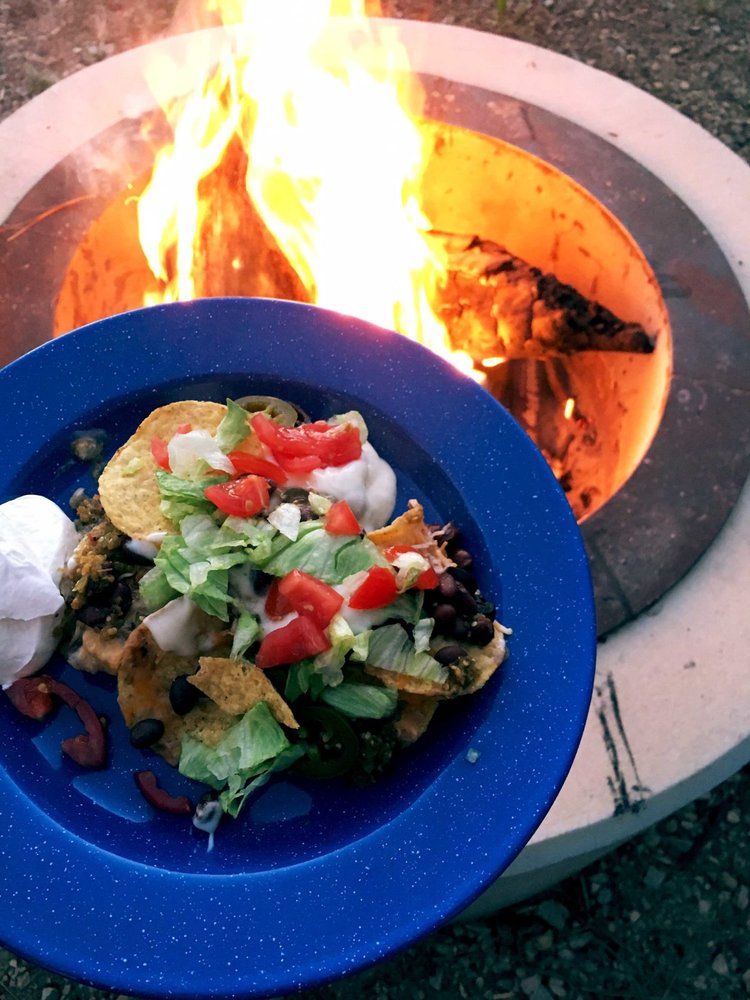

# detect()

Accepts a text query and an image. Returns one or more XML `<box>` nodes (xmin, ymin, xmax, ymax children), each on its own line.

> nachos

<box><xmin>60</xmin><ymin>396</ymin><xmax>510</xmax><ymax>827</ymax></box>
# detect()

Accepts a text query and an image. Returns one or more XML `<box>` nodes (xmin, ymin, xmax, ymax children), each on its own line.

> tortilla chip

<box><xmin>117</xmin><ymin>622</ymin><xmax>234</xmax><ymax>765</ymax></box>
<box><xmin>98</xmin><ymin>400</ymin><xmax>228</xmax><ymax>539</ymax></box>
<box><xmin>189</xmin><ymin>656</ymin><xmax>299</xmax><ymax>729</ymax></box>
<box><xmin>393</xmin><ymin>693</ymin><xmax>440</xmax><ymax>744</ymax></box>
<box><xmin>181</xmin><ymin>699</ymin><xmax>241</xmax><ymax>749</ymax></box>
<box><xmin>364</xmin><ymin>665</ymin><xmax>448</xmax><ymax>698</ymax></box>
<box><xmin>365</xmin><ymin>621</ymin><xmax>508</xmax><ymax>700</ymax></box>
<box><xmin>459</xmin><ymin>622</ymin><xmax>509</xmax><ymax>694</ymax></box>
<box><xmin>367</xmin><ymin>499</ymin><xmax>428</xmax><ymax>548</ymax></box>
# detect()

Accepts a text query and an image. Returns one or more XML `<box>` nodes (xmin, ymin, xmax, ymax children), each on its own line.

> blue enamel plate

<box><xmin>0</xmin><ymin>299</ymin><xmax>595</xmax><ymax>998</ymax></box>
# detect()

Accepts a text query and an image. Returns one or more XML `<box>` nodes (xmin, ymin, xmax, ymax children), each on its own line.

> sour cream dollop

<box><xmin>0</xmin><ymin>495</ymin><xmax>79</xmax><ymax>689</ymax></box>
<box><xmin>307</xmin><ymin>442</ymin><xmax>396</xmax><ymax>532</ymax></box>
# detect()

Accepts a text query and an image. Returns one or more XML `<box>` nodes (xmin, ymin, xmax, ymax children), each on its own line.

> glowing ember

<box><xmin>137</xmin><ymin>0</ymin><xmax>477</xmax><ymax>377</ymax></box>
<box><xmin>564</xmin><ymin>397</ymin><xmax>575</xmax><ymax>420</ymax></box>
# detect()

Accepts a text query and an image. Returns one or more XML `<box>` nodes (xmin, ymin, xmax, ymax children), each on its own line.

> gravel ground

<box><xmin>1</xmin><ymin>2</ymin><xmax>749</xmax><ymax>999</ymax></box>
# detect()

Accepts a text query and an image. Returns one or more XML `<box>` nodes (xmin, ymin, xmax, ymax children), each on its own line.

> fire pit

<box><xmin>1</xmin><ymin>17</ymin><xmax>749</xmax><ymax>910</ymax></box>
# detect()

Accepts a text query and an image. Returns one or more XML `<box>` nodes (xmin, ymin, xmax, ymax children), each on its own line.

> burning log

<box><xmin>430</xmin><ymin>232</ymin><xmax>655</xmax><ymax>365</ymax></box>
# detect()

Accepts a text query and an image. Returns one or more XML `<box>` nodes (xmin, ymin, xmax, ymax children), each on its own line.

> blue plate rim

<box><xmin>0</xmin><ymin>298</ymin><xmax>596</xmax><ymax>998</ymax></box>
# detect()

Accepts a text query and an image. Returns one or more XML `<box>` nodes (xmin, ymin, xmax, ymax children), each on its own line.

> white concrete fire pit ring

<box><xmin>0</xmin><ymin>20</ymin><xmax>748</xmax><ymax>916</ymax></box>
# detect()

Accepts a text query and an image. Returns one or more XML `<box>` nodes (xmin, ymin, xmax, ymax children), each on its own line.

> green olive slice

<box><xmin>232</xmin><ymin>395</ymin><xmax>306</xmax><ymax>427</ymax></box>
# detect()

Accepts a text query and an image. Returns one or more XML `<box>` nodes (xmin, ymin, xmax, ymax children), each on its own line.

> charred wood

<box><xmin>429</xmin><ymin>232</ymin><xmax>655</xmax><ymax>363</ymax></box>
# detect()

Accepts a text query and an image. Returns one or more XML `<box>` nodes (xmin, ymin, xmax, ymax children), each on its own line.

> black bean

<box><xmin>169</xmin><ymin>675</ymin><xmax>202</xmax><ymax>716</ymax></box>
<box><xmin>112</xmin><ymin>580</ymin><xmax>132</xmax><ymax>614</ymax></box>
<box><xmin>421</xmin><ymin>587</ymin><xmax>439</xmax><ymax>613</ymax></box>
<box><xmin>452</xmin><ymin>549</ymin><xmax>474</xmax><ymax>569</ymax></box>
<box><xmin>452</xmin><ymin>580</ymin><xmax>477</xmax><ymax>617</ymax></box>
<box><xmin>77</xmin><ymin>605</ymin><xmax>109</xmax><ymax>627</ymax></box>
<box><xmin>434</xmin><ymin>644</ymin><xmax>466</xmax><ymax>665</ymax></box>
<box><xmin>433</xmin><ymin>603</ymin><xmax>457</xmax><ymax>637</ymax></box>
<box><xmin>438</xmin><ymin>573</ymin><xmax>458</xmax><ymax>601</ymax></box>
<box><xmin>448</xmin><ymin>566</ymin><xmax>478</xmax><ymax>593</ymax></box>
<box><xmin>470</xmin><ymin>615</ymin><xmax>495</xmax><ymax>647</ymax></box>
<box><xmin>251</xmin><ymin>570</ymin><xmax>274</xmax><ymax>595</ymax></box>
<box><xmin>452</xmin><ymin>618</ymin><xmax>470</xmax><ymax>641</ymax></box>
<box><xmin>129</xmin><ymin>718</ymin><xmax>165</xmax><ymax>748</ymax></box>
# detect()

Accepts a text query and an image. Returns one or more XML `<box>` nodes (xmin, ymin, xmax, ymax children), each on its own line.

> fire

<box><xmin>137</xmin><ymin>0</ymin><xmax>477</xmax><ymax>376</ymax></box>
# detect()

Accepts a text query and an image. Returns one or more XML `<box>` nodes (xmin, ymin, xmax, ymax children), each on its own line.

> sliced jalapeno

<box><xmin>233</xmin><ymin>395</ymin><xmax>306</xmax><ymax>428</ymax></box>
<box><xmin>294</xmin><ymin>705</ymin><xmax>359</xmax><ymax>779</ymax></box>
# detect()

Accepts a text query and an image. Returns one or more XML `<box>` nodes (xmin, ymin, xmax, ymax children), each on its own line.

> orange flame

<box><xmin>137</xmin><ymin>0</ymin><xmax>477</xmax><ymax>376</ymax></box>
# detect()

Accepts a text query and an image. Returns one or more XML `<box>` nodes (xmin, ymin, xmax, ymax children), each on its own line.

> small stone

<box><xmin>536</xmin><ymin>900</ymin><xmax>569</xmax><ymax>930</ymax></box>
<box><xmin>712</xmin><ymin>953</ymin><xmax>730</xmax><ymax>976</ymax></box>
<box><xmin>569</xmin><ymin>933</ymin><xmax>592</xmax><ymax>951</ymax></box>
<box><xmin>548</xmin><ymin>979</ymin><xmax>566</xmax><ymax>998</ymax></box>
<box><xmin>698</xmin><ymin>899</ymin><xmax>712</xmax><ymax>914</ymax></box>
<box><xmin>530</xmin><ymin>988</ymin><xmax>554</xmax><ymax>1000</ymax></box>
<box><xmin>727</xmin><ymin>810</ymin><xmax>741</xmax><ymax>824</ymax></box>
<box><xmin>537</xmin><ymin>929</ymin><xmax>554</xmax><ymax>951</ymax></box>
<box><xmin>694</xmin><ymin>976</ymin><xmax>707</xmax><ymax>991</ymax></box>
<box><xmin>629</xmin><ymin>910</ymin><xmax>641</xmax><ymax>922</ymax></box>
<box><xmin>736</xmin><ymin>885</ymin><xmax>749</xmax><ymax>910</ymax></box>
<box><xmin>722</xmin><ymin>873</ymin><xmax>738</xmax><ymax>890</ymax></box>
<box><xmin>644</xmin><ymin>866</ymin><xmax>665</xmax><ymax>888</ymax></box>
<box><xmin>521</xmin><ymin>975</ymin><xmax>541</xmax><ymax>996</ymax></box>
<box><xmin>41</xmin><ymin>990</ymin><xmax>61</xmax><ymax>1000</ymax></box>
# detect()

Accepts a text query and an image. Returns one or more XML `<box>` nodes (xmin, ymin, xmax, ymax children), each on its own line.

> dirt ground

<box><xmin>0</xmin><ymin>2</ymin><xmax>748</xmax><ymax>999</ymax></box>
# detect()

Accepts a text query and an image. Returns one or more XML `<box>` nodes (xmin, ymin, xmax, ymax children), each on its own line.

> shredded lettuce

<box><xmin>267</xmin><ymin>503</ymin><xmax>302</xmax><ymax>540</ymax></box>
<box><xmin>308</xmin><ymin>492</ymin><xmax>332</xmax><ymax>516</ymax></box>
<box><xmin>216</xmin><ymin>398</ymin><xmax>251</xmax><ymax>454</ymax></box>
<box><xmin>168</xmin><ymin>429</ymin><xmax>235</xmax><ymax>479</ymax></box>
<box><xmin>320</xmin><ymin>682</ymin><xmax>398</xmax><ymax>719</ymax></box>
<box><xmin>139</xmin><ymin>564</ymin><xmax>180</xmax><ymax>611</ymax></box>
<box><xmin>220</xmin><ymin>744</ymin><xmax>306</xmax><ymax>818</ymax></box>
<box><xmin>143</xmin><ymin>514</ymin><xmax>249</xmax><ymax>620</ymax></box>
<box><xmin>393</xmin><ymin>549</ymin><xmax>430</xmax><ymax>591</ymax></box>
<box><xmin>230</xmin><ymin>611</ymin><xmax>261</xmax><ymax>660</ymax></box>
<box><xmin>179</xmin><ymin>702</ymin><xmax>304</xmax><ymax>819</ymax></box>
<box><xmin>156</xmin><ymin>470</ymin><xmax>228</xmax><ymax>525</ymax></box>
<box><xmin>255</xmin><ymin>522</ymin><xmax>387</xmax><ymax>583</ymax></box>
<box><xmin>311</xmin><ymin>613</ymin><xmax>370</xmax><ymax>687</ymax></box>
<box><xmin>284</xmin><ymin>658</ymin><xmax>325</xmax><ymax>702</ymax></box>
<box><xmin>179</xmin><ymin>701</ymin><xmax>290</xmax><ymax>791</ymax></box>
<box><xmin>413</xmin><ymin>617</ymin><xmax>435</xmax><ymax>654</ymax></box>
<box><xmin>367</xmin><ymin>623</ymin><xmax>448</xmax><ymax>684</ymax></box>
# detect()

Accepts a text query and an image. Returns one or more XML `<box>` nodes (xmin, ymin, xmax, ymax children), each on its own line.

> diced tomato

<box><xmin>203</xmin><ymin>475</ymin><xmax>269</xmax><ymax>518</ymax></box>
<box><xmin>383</xmin><ymin>545</ymin><xmax>440</xmax><ymax>589</ymax></box>
<box><xmin>415</xmin><ymin>565</ymin><xmax>439</xmax><ymax>589</ymax></box>
<box><xmin>175</xmin><ymin>423</ymin><xmax>192</xmax><ymax>434</ymax></box>
<box><xmin>228</xmin><ymin>451</ymin><xmax>288</xmax><ymax>484</ymax></box>
<box><xmin>265</xmin><ymin>579</ymin><xmax>294</xmax><ymax>620</ymax></box>
<box><xmin>255</xmin><ymin>615</ymin><xmax>331</xmax><ymax>669</ymax></box>
<box><xmin>348</xmin><ymin>566</ymin><xmax>398</xmax><ymax>610</ymax></box>
<box><xmin>325</xmin><ymin>499</ymin><xmax>361</xmax><ymax>536</ymax></box>
<box><xmin>275</xmin><ymin>453</ymin><xmax>323</xmax><ymax>475</ymax></box>
<box><xmin>251</xmin><ymin>412</ymin><xmax>361</xmax><ymax>468</ymax></box>
<box><xmin>278</xmin><ymin>569</ymin><xmax>344</xmax><ymax>629</ymax></box>
<box><xmin>151</xmin><ymin>437</ymin><xmax>170</xmax><ymax>471</ymax></box>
